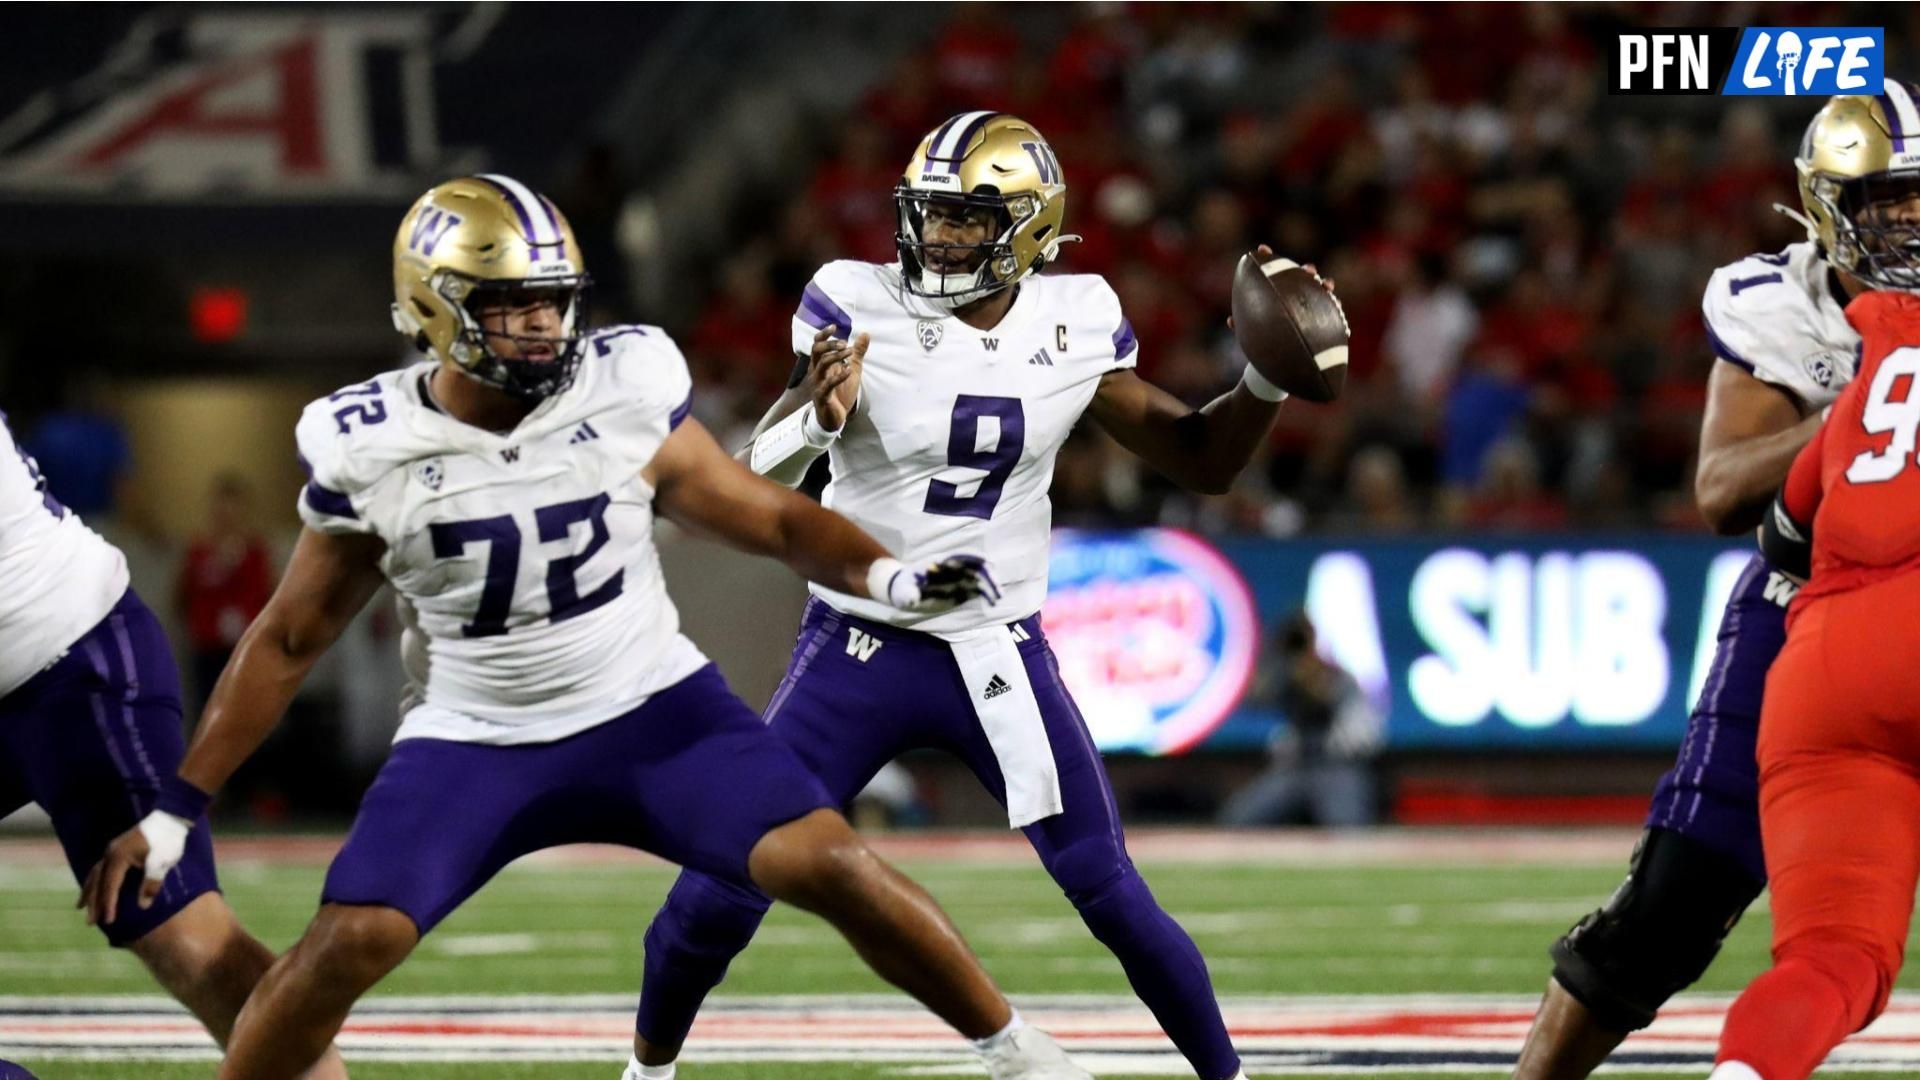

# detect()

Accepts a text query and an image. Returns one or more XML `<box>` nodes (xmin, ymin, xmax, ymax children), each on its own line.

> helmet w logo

<box><xmin>1020</xmin><ymin>141</ymin><xmax>1061</xmax><ymax>185</ymax></box>
<box><xmin>408</xmin><ymin>208</ymin><xmax>462</xmax><ymax>255</ymax></box>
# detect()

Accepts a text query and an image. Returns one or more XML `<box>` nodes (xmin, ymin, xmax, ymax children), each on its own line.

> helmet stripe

<box><xmin>929</xmin><ymin>110</ymin><xmax>995</xmax><ymax>173</ymax></box>
<box><xmin>925</xmin><ymin>113</ymin><xmax>967</xmax><ymax>162</ymax></box>
<box><xmin>1881</xmin><ymin>80</ymin><xmax>1920</xmax><ymax>152</ymax></box>
<box><xmin>537</xmin><ymin>195</ymin><xmax>567</xmax><ymax>254</ymax></box>
<box><xmin>942</xmin><ymin>112</ymin><xmax>999</xmax><ymax>174</ymax></box>
<box><xmin>478</xmin><ymin>173</ymin><xmax>563</xmax><ymax>251</ymax></box>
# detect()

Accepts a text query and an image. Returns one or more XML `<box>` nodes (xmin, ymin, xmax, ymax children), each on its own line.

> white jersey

<box><xmin>1702</xmin><ymin>241</ymin><xmax>1860</xmax><ymax>411</ymax></box>
<box><xmin>796</xmin><ymin>261</ymin><xmax>1137</xmax><ymax>633</ymax></box>
<box><xmin>296</xmin><ymin>326</ymin><xmax>708</xmax><ymax>745</ymax></box>
<box><xmin>0</xmin><ymin>418</ymin><xmax>129</xmax><ymax>698</ymax></box>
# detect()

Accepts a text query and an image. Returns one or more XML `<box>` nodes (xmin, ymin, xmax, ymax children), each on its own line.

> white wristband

<box><xmin>749</xmin><ymin>406</ymin><xmax>834</xmax><ymax>487</ymax></box>
<box><xmin>801</xmin><ymin>406</ymin><xmax>839</xmax><ymax>448</ymax></box>
<box><xmin>136</xmin><ymin>810</ymin><xmax>193</xmax><ymax>888</ymax></box>
<box><xmin>865</xmin><ymin>557</ymin><xmax>914</xmax><ymax>607</ymax></box>
<box><xmin>1240</xmin><ymin>365</ymin><xmax>1289</xmax><ymax>403</ymax></box>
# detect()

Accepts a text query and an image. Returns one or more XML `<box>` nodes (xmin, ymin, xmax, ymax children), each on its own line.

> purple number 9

<box><xmin>924</xmin><ymin>395</ymin><xmax>1025</xmax><ymax>521</ymax></box>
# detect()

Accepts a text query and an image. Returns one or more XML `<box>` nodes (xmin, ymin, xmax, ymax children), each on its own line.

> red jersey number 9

<box><xmin>1847</xmin><ymin>347</ymin><xmax>1920</xmax><ymax>485</ymax></box>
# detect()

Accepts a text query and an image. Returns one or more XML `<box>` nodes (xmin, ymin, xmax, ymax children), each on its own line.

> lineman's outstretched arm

<box><xmin>650</xmin><ymin>416</ymin><xmax>995</xmax><ymax>610</ymax></box>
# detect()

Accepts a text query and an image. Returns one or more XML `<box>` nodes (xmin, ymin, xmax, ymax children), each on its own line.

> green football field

<box><xmin>4</xmin><ymin>830</ymin><xmax>1915</xmax><ymax>1079</ymax></box>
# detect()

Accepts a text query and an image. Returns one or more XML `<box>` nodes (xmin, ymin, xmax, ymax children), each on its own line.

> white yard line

<box><xmin>6</xmin><ymin>993</ymin><xmax>1920</xmax><ymax>1072</ymax></box>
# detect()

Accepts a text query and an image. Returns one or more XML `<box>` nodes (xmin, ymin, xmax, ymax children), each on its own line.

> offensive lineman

<box><xmin>1512</xmin><ymin>84</ymin><xmax>1920</xmax><ymax>1078</ymax></box>
<box><xmin>633</xmin><ymin>112</ymin><xmax>1326</xmax><ymax>1080</ymax></box>
<box><xmin>0</xmin><ymin>423</ymin><xmax>347</xmax><ymax>1078</ymax></box>
<box><xmin>84</xmin><ymin>175</ymin><xmax>1092</xmax><ymax>1080</ymax></box>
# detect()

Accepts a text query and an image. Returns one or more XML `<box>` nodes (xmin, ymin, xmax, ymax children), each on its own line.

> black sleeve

<box><xmin>785</xmin><ymin>352</ymin><xmax>809</xmax><ymax>390</ymax></box>
<box><xmin>1757</xmin><ymin>489</ymin><xmax>1813</xmax><ymax>579</ymax></box>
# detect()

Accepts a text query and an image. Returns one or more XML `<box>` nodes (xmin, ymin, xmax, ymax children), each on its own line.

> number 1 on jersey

<box><xmin>1847</xmin><ymin>346</ymin><xmax>1920</xmax><ymax>485</ymax></box>
<box><xmin>925</xmin><ymin>395</ymin><xmax>1025</xmax><ymax>520</ymax></box>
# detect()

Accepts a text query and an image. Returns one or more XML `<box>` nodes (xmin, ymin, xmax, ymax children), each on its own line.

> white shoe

<box><xmin>980</xmin><ymin>1025</ymin><xmax>1094</xmax><ymax>1079</ymax></box>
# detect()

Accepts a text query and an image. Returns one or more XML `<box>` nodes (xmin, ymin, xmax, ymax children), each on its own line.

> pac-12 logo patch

<box><xmin>1808</xmin><ymin>352</ymin><xmax>1837</xmax><ymax>388</ymax></box>
<box><xmin>1045</xmin><ymin>528</ymin><xmax>1258</xmax><ymax>755</ymax></box>
<box><xmin>917</xmin><ymin>320</ymin><xmax>944</xmax><ymax>352</ymax></box>
<box><xmin>415</xmin><ymin>458</ymin><xmax>444</xmax><ymax>491</ymax></box>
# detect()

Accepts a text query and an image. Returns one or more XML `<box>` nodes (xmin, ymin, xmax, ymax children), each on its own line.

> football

<box><xmin>1230</xmin><ymin>251</ymin><xmax>1349</xmax><ymax>403</ymax></box>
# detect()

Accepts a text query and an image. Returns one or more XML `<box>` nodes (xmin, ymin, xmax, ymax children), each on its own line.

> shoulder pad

<box><xmin>1702</xmin><ymin>245</ymin><xmax>1844</xmax><ymax>403</ymax></box>
<box><xmin>798</xmin><ymin>259</ymin><xmax>910</xmax><ymax>336</ymax></box>
<box><xmin>295</xmin><ymin>369</ymin><xmax>415</xmax><ymax>532</ymax></box>
<box><xmin>1047</xmin><ymin>272</ymin><xmax>1133</xmax><ymax>366</ymax></box>
<box><xmin>579</xmin><ymin>324</ymin><xmax>692</xmax><ymax>431</ymax></box>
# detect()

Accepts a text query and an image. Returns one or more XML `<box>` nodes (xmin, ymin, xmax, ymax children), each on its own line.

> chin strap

<box><xmin>1039</xmin><ymin>233</ymin><xmax>1082</xmax><ymax>264</ymax></box>
<box><xmin>1774</xmin><ymin>202</ymin><xmax>1819</xmax><ymax>242</ymax></box>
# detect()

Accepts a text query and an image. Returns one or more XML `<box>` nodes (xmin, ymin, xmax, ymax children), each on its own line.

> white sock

<box><xmin>623</xmin><ymin>1054</ymin><xmax>675</xmax><ymax>1080</ymax></box>
<box><xmin>1708</xmin><ymin>1064</ymin><xmax>1763</xmax><ymax>1080</ymax></box>
<box><xmin>970</xmin><ymin>1008</ymin><xmax>1025</xmax><ymax>1053</ymax></box>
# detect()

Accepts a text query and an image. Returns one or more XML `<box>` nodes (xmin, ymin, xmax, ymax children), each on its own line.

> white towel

<box><xmin>943</xmin><ymin>625</ymin><xmax>1062</xmax><ymax>828</ymax></box>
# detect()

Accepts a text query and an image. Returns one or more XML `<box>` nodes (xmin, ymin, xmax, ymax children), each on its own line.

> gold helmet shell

<box><xmin>895</xmin><ymin>112</ymin><xmax>1077</xmax><ymax>307</ymax></box>
<box><xmin>390</xmin><ymin>174</ymin><xmax>592</xmax><ymax>400</ymax></box>
<box><xmin>1794</xmin><ymin>81</ymin><xmax>1920</xmax><ymax>290</ymax></box>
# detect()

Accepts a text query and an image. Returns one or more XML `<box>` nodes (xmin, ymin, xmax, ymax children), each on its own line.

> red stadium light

<box><xmin>189</xmin><ymin>286</ymin><xmax>248</xmax><ymax>344</ymax></box>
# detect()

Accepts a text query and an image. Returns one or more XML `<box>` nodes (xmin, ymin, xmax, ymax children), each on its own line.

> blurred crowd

<box><xmin>667</xmin><ymin>3</ymin><xmax>1882</xmax><ymax>535</ymax></box>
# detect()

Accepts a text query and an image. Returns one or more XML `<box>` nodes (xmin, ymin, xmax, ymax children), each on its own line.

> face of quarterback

<box><xmin>920</xmin><ymin>199</ymin><xmax>997</xmax><ymax>275</ymax></box>
<box><xmin>470</xmin><ymin>286</ymin><xmax>567</xmax><ymax>364</ymax></box>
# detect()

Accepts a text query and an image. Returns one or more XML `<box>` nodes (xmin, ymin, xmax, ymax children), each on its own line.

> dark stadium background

<box><xmin>0</xmin><ymin>2</ymin><xmax>1898</xmax><ymax>829</ymax></box>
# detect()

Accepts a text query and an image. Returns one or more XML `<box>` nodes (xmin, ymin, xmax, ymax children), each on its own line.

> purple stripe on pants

<box><xmin>1646</xmin><ymin>554</ymin><xmax>1781</xmax><ymax>884</ymax></box>
<box><xmin>0</xmin><ymin>588</ymin><xmax>217</xmax><ymax>945</ymax></box>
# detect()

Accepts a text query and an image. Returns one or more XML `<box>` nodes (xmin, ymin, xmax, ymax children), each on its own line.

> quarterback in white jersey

<box><xmin>0</xmin><ymin>416</ymin><xmax>348</xmax><ymax>1075</ymax></box>
<box><xmin>1514</xmin><ymin>83</ymin><xmax>1920</xmax><ymax>1080</ymax></box>
<box><xmin>91</xmin><ymin>175</ymin><xmax>1093</xmax><ymax>1080</ymax></box>
<box><xmin>636</xmin><ymin>113</ymin><xmax>1328</xmax><ymax>1080</ymax></box>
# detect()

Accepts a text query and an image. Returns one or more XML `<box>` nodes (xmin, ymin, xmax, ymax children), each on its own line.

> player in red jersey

<box><xmin>1713</xmin><ymin>289</ymin><xmax>1920</xmax><ymax>1080</ymax></box>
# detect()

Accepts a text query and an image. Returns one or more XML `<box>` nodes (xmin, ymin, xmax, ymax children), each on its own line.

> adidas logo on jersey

<box><xmin>846</xmin><ymin>628</ymin><xmax>883</xmax><ymax>662</ymax></box>
<box><xmin>1009</xmin><ymin>623</ymin><xmax>1032</xmax><ymax>643</ymax></box>
<box><xmin>983</xmin><ymin>674</ymin><xmax>1012</xmax><ymax>700</ymax></box>
<box><xmin>1027</xmin><ymin>348</ymin><xmax>1053</xmax><ymax>367</ymax></box>
<box><xmin>569</xmin><ymin>422</ymin><xmax>600</xmax><ymax>445</ymax></box>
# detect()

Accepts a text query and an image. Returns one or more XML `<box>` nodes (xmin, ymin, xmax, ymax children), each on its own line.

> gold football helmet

<box><xmin>1794</xmin><ymin>80</ymin><xmax>1920</xmax><ymax>290</ymax></box>
<box><xmin>391</xmin><ymin>174</ymin><xmax>591</xmax><ymax>400</ymax></box>
<box><xmin>895</xmin><ymin>112</ymin><xmax>1077</xmax><ymax>307</ymax></box>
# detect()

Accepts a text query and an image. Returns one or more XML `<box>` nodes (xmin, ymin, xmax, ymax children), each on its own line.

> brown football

<box><xmin>1230</xmin><ymin>252</ymin><xmax>1349</xmax><ymax>403</ymax></box>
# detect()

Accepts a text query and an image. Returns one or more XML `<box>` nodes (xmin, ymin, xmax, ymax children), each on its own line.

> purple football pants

<box><xmin>322</xmin><ymin>664</ymin><xmax>831</xmax><ymax>935</ymax></box>
<box><xmin>0</xmin><ymin>588</ymin><xmax>218</xmax><ymax>946</ymax></box>
<box><xmin>1646</xmin><ymin>553</ymin><xmax>1783</xmax><ymax>885</ymax></box>
<box><xmin>637</xmin><ymin>599</ymin><xmax>1241</xmax><ymax>1080</ymax></box>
